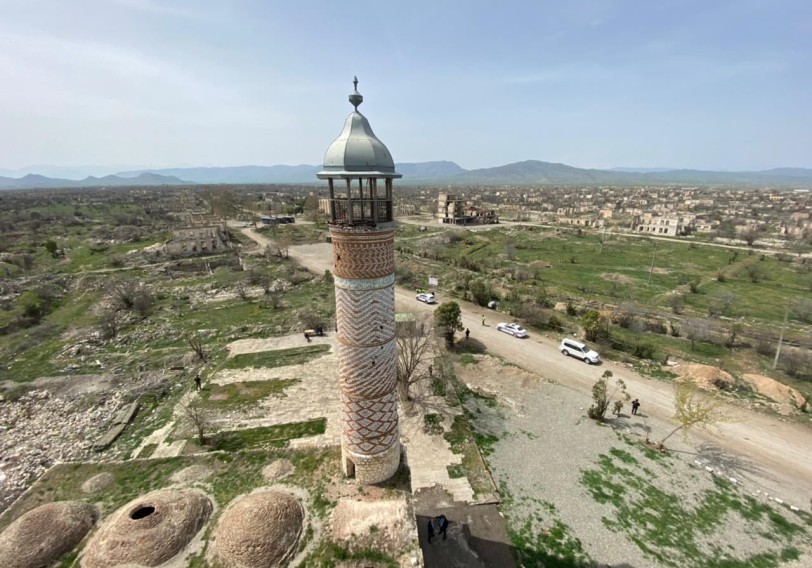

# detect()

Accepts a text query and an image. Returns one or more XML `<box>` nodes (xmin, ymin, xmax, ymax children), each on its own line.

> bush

<box><xmin>754</xmin><ymin>339</ymin><xmax>775</xmax><ymax>357</ymax></box>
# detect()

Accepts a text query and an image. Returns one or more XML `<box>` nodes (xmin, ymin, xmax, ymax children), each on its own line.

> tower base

<box><xmin>341</xmin><ymin>443</ymin><xmax>401</xmax><ymax>485</ymax></box>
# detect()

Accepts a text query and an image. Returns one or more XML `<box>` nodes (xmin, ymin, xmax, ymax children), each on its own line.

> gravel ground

<box><xmin>459</xmin><ymin>356</ymin><xmax>812</xmax><ymax>568</ymax></box>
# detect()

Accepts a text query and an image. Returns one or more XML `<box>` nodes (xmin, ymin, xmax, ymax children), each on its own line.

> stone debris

<box><xmin>0</xmin><ymin>389</ymin><xmax>125</xmax><ymax>511</ymax></box>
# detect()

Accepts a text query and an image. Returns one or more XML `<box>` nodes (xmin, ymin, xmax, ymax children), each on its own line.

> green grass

<box><xmin>222</xmin><ymin>344</ymin><xmax>330</xmax><ymax>370</ymax></box>
<box><xmin>301</xmin><ymin>540</ymin><xmax>398</xmax><ymax>567</ymax></box>
<box><xmin>579</xmin><ymin>448</ymin><xmax>812</xmax><ymax>567</ymax></box>
<box><xmin>499</xmin><ymin>483</ymin><xmax>593</xmax><ymax>567</ymax></box>
<box><xmin>211</xmin><ymin>419</ymin><xmax>327</xmax><ymax>452</ymax></box>
<box><xmin>0</xmin><ymin>289</ymin><xmax>103</xmax><ymax>382</ymax></box>
<box><xmin>200</xmin><ymin>379</ymin><xmax>299</xmax><ymax>408</ymax></box>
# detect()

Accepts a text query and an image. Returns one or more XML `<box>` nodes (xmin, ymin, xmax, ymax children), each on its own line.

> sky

<box><xmin>1</xmin><ymin>0</ymin><xmax>810</xmax><ymax>176</ymax></box>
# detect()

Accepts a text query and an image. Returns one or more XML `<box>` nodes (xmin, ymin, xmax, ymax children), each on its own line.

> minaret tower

<box><xmin>318</xmin><ymin>78</ymin><xmax>402</xmax><ymax>484</ymax></box>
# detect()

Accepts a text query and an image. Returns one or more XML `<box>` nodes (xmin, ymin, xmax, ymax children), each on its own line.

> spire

<box><xmin>349</xmin><ymin>75</ymin><xmax>363</xmax><ymax>111</ymax></box>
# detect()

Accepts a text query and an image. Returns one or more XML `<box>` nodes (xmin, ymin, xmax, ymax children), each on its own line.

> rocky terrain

<box><xmin>0</xmin><ymin>373</ymin><xmax>168</xmax><ymax>512</ymax></box>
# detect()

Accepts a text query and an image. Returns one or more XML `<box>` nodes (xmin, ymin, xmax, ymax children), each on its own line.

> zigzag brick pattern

<box><xmin>338</xmin><ymin>342</ymin><xmax>397</xmax><ymax>399</ymax></box>
<box><xmin>335</xmin><ymin>287</ymin><xmax>396</xmax><ymax>346</ymax></box>
<box><xmin>330</xmin><ymin>224</ymin><xmax>400</xmax><ymax>484</ymax></box>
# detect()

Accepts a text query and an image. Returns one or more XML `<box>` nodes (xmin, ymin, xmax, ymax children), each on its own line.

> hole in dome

<box><xmin>130</xmin><ymin>505</ymin><xmax>156</xmax><ymax>520</ymax></box>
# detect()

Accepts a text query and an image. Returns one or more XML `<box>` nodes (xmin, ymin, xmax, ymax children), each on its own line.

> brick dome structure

<box><xmin>81</xmin><ymin>489</ymin><xmax>211</xmax><ymax>568</ymax></box>
<box><xmin>212</xmin><ymin>490</ymin><xmax>304</xmax><ymax>568</ymax></box>
<box><xmin>0</xmin><ymin>501</ymin><xmax>97</xmax><ymax>568</ymax></box>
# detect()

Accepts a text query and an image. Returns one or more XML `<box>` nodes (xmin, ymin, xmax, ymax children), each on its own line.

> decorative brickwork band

<box><xmin>335</xmin><ymin>287</ymin><xmax>396</xmax><ymax>347</ymax></box>
<box><xmin>340</xmin><ymin>391</ymin><xmax>399</xmax><ymax>455</ymax></box>
<box><xmin>337</xmin><ymin>341</ymin><xmax>397</xmax><ymax>400</ymax></box>
<box><xmin>331</xmin><ymin>228</ymin><xmax>395</xmax><ymax>279</ymax></box>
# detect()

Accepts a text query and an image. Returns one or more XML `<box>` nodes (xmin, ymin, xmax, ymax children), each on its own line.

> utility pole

<box><xmin>648</xmin><ymin>241</ymin><xmax>658</xmax><ymax>285</ymax></box>
<box><xmin>773</xmin><ymin>303</ymin><xmax>789</xmax><ymax>370</ymax></box>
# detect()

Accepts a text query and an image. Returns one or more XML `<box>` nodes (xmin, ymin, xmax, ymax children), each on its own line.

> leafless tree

<box><xmin>182</xmin><ymin>398</ymin><xmax>211</xmax><ymax>446</ymax></box>
<box><xmin>396</xmin><ymin>316</ymin><xmax>435</xmax><ymax>405</ymax></box>
<box><xmin>185</xmin><ymin>332</ymin><xmax>208</xmax><ymax>362</ymax></box>
<box><xmin>684</xmin><ymin>317</ymin><xmax>712</xmax><ymax>350</ymax></box>
<box><xmin>741</xmin><ymin>226</ymin><xmax>761</xmax><ymax>247</ymax></box>
<box><xmin>781</xmin><ymin>347</ymin><xmax>812</xmax><ymax>378</ymax></box>
<box><xmin>707</xmin><ymin>290</ymin><xmax>737</xmax><ymax>317</ymax></box>
<box><xmin>98</xmin><ymin>308</ymin><xmax>120</xmax><ymax>339</ymax></box>
<box><xmin>790</xmin><ymin>297</ymin><xmax>812</xmax><ymax>324</ymax></box>
<box><xmin>235</xmin><ymin>280</ymin><xmax>249</xmax><ymax>301</ymax></box>
<box><xmin>275</xmin><ymin>234</ymin><xmax>292</xmax><ymax>259</ymax></box>
<box><xmin>112</xmin><ymin>280</ymin><xmax>152</xmax><ymax>316</ymax></box>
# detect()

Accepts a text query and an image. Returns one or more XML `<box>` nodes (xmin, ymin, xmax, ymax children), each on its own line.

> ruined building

<box><xmin>317</xmin><ymin>78</ymin><xmax>401</xmax><ymax>484</ymax></box>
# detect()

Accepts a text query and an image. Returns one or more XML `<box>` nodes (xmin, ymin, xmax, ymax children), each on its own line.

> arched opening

<box><xmin>130</xmin><ymin>505</ymin><xmax>155</xmax><ymax>520</ymax></box>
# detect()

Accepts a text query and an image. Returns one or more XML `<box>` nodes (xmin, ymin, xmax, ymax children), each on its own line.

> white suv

<box><xmin>559</xmin><ymin>338</ymin><xmax>601</xmax><ymax>364</ymax></box>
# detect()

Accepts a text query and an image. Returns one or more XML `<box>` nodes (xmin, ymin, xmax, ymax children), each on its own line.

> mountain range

<box><xmin>1</xmin><ymin>160</ymin><xmax>811</xmax><ymax>189</ymax></box>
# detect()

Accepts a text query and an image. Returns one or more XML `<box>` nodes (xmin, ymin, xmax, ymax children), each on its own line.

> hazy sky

<box><xmin>1</xmin><ymin>0</ymin><xmax>810</xmax><ymax>173</ymax></box>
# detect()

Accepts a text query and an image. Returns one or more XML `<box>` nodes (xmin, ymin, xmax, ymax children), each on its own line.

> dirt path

<box><xmin>241</xmin><ymin>228</ymin><xmax>812</xmax><ymax>507</ymax></box>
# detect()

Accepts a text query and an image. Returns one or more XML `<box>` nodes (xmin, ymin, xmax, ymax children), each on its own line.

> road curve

<box><xmin>241</xmin><ymin>228</ymin><xmax>812</xmax><ymax>504</ymax></box>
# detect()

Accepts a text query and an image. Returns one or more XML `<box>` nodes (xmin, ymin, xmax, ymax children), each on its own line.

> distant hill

<box><xmin>116</xmin><ymin>165</ymin><xmax>321</xmax><ymax>184</ymax></box>
<box><xmin>0</xmin><ymin>172</ymin><xmax>189</xmax><ymax>190</ymax></box>
<box><xmin>451</xmin><ymin>161</ymin><xmax>812</xmax><ymax>187</ymax></box>
<box><xmin>116</xmin><ymin>161</ymin><xmax>468</xmax><ymax>184</ymax></box>
<box><xmin>2</xmin><ymin>161</ymin><xmax>811</xmax><ymax>189</ymax></box>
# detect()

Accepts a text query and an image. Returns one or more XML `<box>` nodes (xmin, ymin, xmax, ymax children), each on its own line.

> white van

<box><xmin>559</xmin><ymin>338</ymin><xmax>601</xmax><ymax>364</ymax></box>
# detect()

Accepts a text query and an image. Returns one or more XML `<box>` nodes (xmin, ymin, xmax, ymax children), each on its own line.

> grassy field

<box><xmin>394</xmin><ymin>225</ymin><xmax>812</xmax><ymax>397</ymax></box>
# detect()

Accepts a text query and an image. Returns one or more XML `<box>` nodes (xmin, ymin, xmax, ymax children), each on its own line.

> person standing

<box><xmin>427</xmin><ymin>514</ymin><xmax>449</xmax><ymax>542</ymax></box>
<box><xmin>465</xmin><ymin>328</ymin><xmax>470</xmax><ymax>339</ymax></box>
<box><xmin>631</xmin><ymin>399</ymin><xmax>640</xmax><ymax>415</ymax></box>
<box><xmin>194</xmin><ymin>372</ymin><xmax>202</xmax><ymax>391</ymax></box>
<box><xmin>481</xmin><ymin>315</ymin><xmax>485</xmax><ymax>326</ymax></box>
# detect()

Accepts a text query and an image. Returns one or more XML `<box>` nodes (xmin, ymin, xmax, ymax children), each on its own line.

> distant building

<box><xmin>437</xmin><ymin>193</ymin><xmax>498</xmax><ymax>225</ymax></box>
<box><xmin>633</xmin><ymin>214</ymin><xmax>684</xmax><ymax>236</ymax></box>
<box><xmin>437</xmin><ymin>193</ymin><xmax>465</xmax><ymax>224</ymax></box>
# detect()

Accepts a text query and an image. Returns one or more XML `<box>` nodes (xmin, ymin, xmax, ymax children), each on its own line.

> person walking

<box><xmin>481</xmin><ymin>315</ymin><xmax>485</xmax><ymax>326</ymax></box>
<box><xmin>631</xmin><ymin>399</ymin><xmax>640</xmax><ymax>415</ymax></box>
<box><xmin>194</xmin><ymin>373</ymin><xmax>202</xmax><ymax>391</ymax></box>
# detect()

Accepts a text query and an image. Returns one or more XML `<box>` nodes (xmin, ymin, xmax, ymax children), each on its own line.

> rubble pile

<box><xmin>0</xmin><ymin>389</ymin><xmax>125</xmax><ymax>511</ymax></box>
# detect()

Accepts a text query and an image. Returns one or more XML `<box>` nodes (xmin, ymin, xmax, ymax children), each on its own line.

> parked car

<box><xmin>416</xmin><ymin>293</ymin><xmax>436</xmax><ymax>304</ymax></box>
<box><xmin>496</xmin><ymin>322</ymin><xmax>528</xmax><ymax>338</ymax></box>
<box><xmin>559</xmin><ymin>338</ymin><xmax>601</xmax><ymax>364</ymax></box>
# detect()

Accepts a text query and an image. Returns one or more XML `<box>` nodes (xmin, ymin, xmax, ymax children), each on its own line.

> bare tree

<box><xmin>707</xmin><ymin>290</ymin><xmax>737</xmax><ymax>317</ymax></box>
<box><xmin>781</xmin><ymin>347</ymin><xmax>812</xmax><ymax>378</ymax></box>
<box><xmin>185</xmin><ymin>332</ymin><xmax>208</xmax><ymax>362</ymax></box>
<box><xmin>235</xmin><ymin>280</ymin><xmax>250</xmax><ymax>301</ymax></box>
<box><xmin>97</xmin><ymin>308</ymin><xmax>120</xmax><ymax>339</ymax></box>
<box><xmin>396</xmin><ymin>316</ymin><xmax>435</xmax><ymax>404</ymax></box>
<box><xmin>275</xmin><ymin>234</ymin><xmax>292</xmax><ymax>259</ymax></box>
<box><xmin>182</xmin><ymin>398</ymin><xmax>211</xmax><ymax>445</ymax></box>
<box><xmin>741</xmin><ymin>226</ymin><xmax>761</xmax><ymax>247</ymax></box>
<box><xmin>684</xmin><ymin>317</ymin><xmax>711</xmax><ymax>350</ymax></box>
<box><xmin>658</xmin><ymin>380</ymin><xmax>727</xmax><ymax>449</ymax></box>
<box><xmin>112</xmin><ymin>280</ymin><xmax>152</xmax><ymax>316</ymax></box>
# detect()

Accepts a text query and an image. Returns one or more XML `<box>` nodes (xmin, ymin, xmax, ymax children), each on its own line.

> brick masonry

<box><xmin>331</xmin><ymin>225</ymin><xmax>400</xmax><ymax>483</ymax></box>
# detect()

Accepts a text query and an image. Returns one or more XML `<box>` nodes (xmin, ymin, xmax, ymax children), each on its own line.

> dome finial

<box><xmin>349</xmin><ymin>75</ymin><xmax>363</xmax><ymax>111</ymax></box>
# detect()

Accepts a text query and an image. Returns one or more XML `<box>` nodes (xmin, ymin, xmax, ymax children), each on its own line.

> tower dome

<box><xmin>318</xmin><ymin>77</ymin><xmax>401</xmax><ymax>178</ymax></box>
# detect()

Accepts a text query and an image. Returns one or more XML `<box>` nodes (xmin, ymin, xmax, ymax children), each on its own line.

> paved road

<box><xmin>242</xmin><ymin>228</ymin><xmax>812</xmax><ymax>506</ymax></box>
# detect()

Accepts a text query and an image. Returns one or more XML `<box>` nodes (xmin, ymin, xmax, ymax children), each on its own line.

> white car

<box><xmin>559</xmin><ymin>338</ymin><xmax>601</xmax><ymax>364</ymax></box>
<box><xmin>416</xmin><ymin>293</ymin><xmax>436</xmax><ymax>304</ymax></box>
<box><xmin>496</xmin><ymin>322</ymin><xmax>528</xmax><ymax>338</ymax></box>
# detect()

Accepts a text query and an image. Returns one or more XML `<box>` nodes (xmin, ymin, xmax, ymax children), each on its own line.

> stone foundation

<box><xmin>342</xmin><ymin>442</ymin><xmax>401</xmax><ymax>485</ymax></box>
